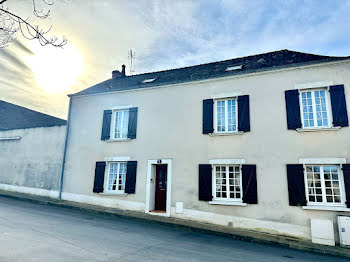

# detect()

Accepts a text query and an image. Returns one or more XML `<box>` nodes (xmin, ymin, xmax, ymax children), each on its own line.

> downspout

<box><xmin>59</xmin><ymin>97</ymin><xmax>72</xmax><ymax>200</ymax></box>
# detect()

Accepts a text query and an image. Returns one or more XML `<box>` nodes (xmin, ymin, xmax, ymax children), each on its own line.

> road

<box><xmin>0</xmin><ymin>196</ymin><xmax>347</xmax><ymax>262</ymax></box>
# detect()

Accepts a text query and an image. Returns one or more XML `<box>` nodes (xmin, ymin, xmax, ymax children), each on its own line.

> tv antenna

<box><xmin>128</xmin><ymin>49</ymin><xmax>135</xmax><ymax>75</ymax></box>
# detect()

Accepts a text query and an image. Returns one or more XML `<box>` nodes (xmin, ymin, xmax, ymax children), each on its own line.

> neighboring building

<box><xmin>61</xmin><ymin>49</ymin><xmax>350</xmax><ymax>245</ymax></box>
<box><xmin>0</xmin><ymin>100</ymin><xmax>66</xmax><ymax>197</ymax></box>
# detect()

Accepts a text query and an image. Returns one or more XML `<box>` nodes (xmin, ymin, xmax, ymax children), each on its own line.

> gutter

<box><xmin>58</xmin><ymin>97</ymin><xmax>72</xmax><ymax>200</ymax></box>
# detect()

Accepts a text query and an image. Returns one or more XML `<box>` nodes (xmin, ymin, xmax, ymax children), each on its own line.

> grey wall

<box><xmin>62</xmin><ymin>60</ymin><xmax>350</xmax><ymax>240</ymax></box>
<box><xmin>0</xmin><ymin>125</ymin><xmax>66</xmax><ymax>191</ymax></box>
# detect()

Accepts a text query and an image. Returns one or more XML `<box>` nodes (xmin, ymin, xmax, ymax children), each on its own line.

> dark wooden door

<box><xmin>155</xmin><ymin>164</ymin><xmax>167</xmax><ymax>211</ymax></box>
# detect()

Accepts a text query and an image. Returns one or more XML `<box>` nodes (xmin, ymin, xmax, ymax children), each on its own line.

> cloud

<box><xmin>0</xmin><ymin>63</ymin><xmax>23</xmax><ymax>80</ymax></box>
<box><xmin>125</xmin><ymin>0</ymin><xmax>350</xmax><ymax>74</ymax></box>
<box><xmin>13</xmin><ymin>40</ymin><xmax>34</xmax><ymax>55</ymax></box>
<box><xmin>0</xmin><ymin>48</ymin><xmax>32</xmax><ymax>72</ymax></box>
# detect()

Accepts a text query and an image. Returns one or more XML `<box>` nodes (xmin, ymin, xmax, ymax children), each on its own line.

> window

<box><xmin>141</xmin><ymin>77</ymin><xmax>157</xmax><ymax>83</ymax></box>
<box><xmin>215</xmin><ymin>98</ymin><xmax>237</xmax><ymax>133</ymax></box>
<box><xmin>300</xmin><ymin>89</ymin><xmax>331</xmax><ymax>128</ymax></box>
<box><xmin>105</xmin><ymin>162</ymin><xmax>127</xmax><ymax>193</ymax></box>
<box><xmin>304</xmin><ymin>164</ymin><xmax>346</xmax><ymax>206</ymax></box>
<box><xmin>213</xmin><ymin>164</ymin><xmax>242</xmax><ymax>201</ymax></box>
<box><xmin>112</xmin><ymin>109</ymin><xmax>129</xmax><ymax>139</ymax></box>
<box><xmin>225</xmin><ymin>65</ymin><xmax>243</xmax><ymax>72</ymax></box>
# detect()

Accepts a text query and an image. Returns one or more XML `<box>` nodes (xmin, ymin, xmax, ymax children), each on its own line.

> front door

<box><xmin>155</xmin><ymin>164</ymin><xmax>167</xmax><ymax>211</ymax></box>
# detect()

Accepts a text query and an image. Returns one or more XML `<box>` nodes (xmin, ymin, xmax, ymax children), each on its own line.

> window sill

<box><xmin>296</xmin><ymin>127</ymin><xmax>340</xmax><ymax>132</ymax></box>
<box><xmin>209</xmin><ymin>132</ymin><xmax>243</xmax><ymax>137</ymax></box>
<box><xmin>99</xmin><ymin>192</ymin><xmax>128</xmax><ymax>196</ymax></box>
<box><xmin>302</xmin><ymin>205</ymin><xmax>350</xmax><ymax>212</ymax></box>
<box><xmin>209</xmin><ymin>200</ymin><xmax>247</xmax><ymax>206</ymax></box>
<box><xmin>105</xmin><ymin>138</ymin><xmax>131</xmax><ymax>142</ymax></box>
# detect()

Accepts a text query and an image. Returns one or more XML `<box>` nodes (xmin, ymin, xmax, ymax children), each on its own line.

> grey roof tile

<box><xmin>70</xmin><ymin>49</ymin><xmax>349</xmax><ymax>97</ymax></box>
<box><xmin>0</xmin><ymin>100</ymin><xmax>67</xmax><ymax>131</ymax></box>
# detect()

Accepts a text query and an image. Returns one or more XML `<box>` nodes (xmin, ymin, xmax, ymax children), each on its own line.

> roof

<box><xmin>0</xmin><ymin>100</ymin><xmax>67</xmax><ymax>131</ymax></box>
<box><xmin>71</xmin><ymin>49</ymin><xmax>350</xmax><ymax>97</ymax></box>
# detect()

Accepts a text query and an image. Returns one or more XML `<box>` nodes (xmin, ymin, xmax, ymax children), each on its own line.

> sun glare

<box><xmin>24</xmin><ymin>44</ymin><xmax>83</xmax><ymax>93</ymax></box>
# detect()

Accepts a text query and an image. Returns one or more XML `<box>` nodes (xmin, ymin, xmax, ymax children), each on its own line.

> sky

<box><xmin>1</xmin><ymin>0</ymin><xmax>350</xmax><ymax>119</ymax></box>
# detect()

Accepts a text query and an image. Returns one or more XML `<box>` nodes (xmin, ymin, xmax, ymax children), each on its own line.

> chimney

<box><xmin>112</xmin><ymin>70</ymin><xmax>121</xmax><ymax>78</ymax></box>
<box><xmin>121</xmin><ymin>64</ymin><xmax>126</xmax><ymax>76</ymax></box>
<box><xmin>112</xmin><ymin>64</ymin><xmax>126</xmax><ymax>78</ymax></box>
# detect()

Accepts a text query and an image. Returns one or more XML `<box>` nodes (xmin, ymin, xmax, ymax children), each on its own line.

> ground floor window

<box><xmin>105</xmin><ymin>162</ymin><xmax>127</xmax><ymax>193</ymax></box>
<box><xmin>304</xmin><ymin>164</ymin><xmax>346</xmax><ymax>206</ymax></box>
<box><xmin>213</xmin><ymin>164</ymin><xmax>242</xmax><ymax>201</ymax></box>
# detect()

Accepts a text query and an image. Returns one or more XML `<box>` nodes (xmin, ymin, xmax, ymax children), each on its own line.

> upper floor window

<box><xmin>113</xmin><ymin>109</ymin><xmax>129</xmax><ymax>139</ymax></box>
<box><xmin>300</xmin><ymin>89</ymin><xmax>331</xmax><ymax>128</ymax></box>
<box><xmin>304</xmin><ymin>164</ymin><xmax>346</xmax><ymax>206</ymax></box>
<box><xmin>203</xmin><ymin>95</ymin><xmax>250</xmax><ymax>135</ymax></box>
<box><xmin>285</xmin><ymin>84</ymin><xmax>348</xmax><ymax>131</ymax></box>
<box><xmin>101</xmin><ymin>107</ymin><xmax>138</xmax><ymax>141</ymax></box>
<box><xmin>214</xmin><ymin>98</ymin><xmax>237</xmax><ymax>133</ymax></box>
<box><xmin>213</xmin><ymin>164</ymin><xmax>242</xmax><ymax>201</ymax></box>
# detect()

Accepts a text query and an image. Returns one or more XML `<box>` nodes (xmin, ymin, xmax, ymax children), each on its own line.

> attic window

<box><xmin>0</xmin><ymin>136</ymin><xmax>21</xmax><ymax>141</ymax></box>
<box><xmin>141</xmin><ymin>78</ymin><xmax>157</xmax><ymax>84</ymax></box>
<box><xmin>225</xmin><ymin>65</ymin><xmax>243</xmax><ymax>72</ymax></box>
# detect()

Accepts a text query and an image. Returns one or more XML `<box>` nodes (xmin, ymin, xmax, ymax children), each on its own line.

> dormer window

<box><xmin>141</xmin><ymin>78</ymin><xmax>157</xmax><ymax>84</ymax></box>
<box><xmin>225</xmin><ymin>65</ymin><xmax>243</xmax><ymax>72</ymax></box>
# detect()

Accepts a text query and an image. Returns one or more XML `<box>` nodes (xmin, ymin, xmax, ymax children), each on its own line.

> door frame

<box><xmin>145</xmin><ymin>159</ymin><xmax>172</xmax><ymax>217</ymax></box>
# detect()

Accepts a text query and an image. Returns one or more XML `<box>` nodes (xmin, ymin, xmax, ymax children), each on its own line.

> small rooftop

<box><xmin>0</xmin><ymin>100</ymin><xmax>67</xmax><ymax>131</ymax></box>
<box><xmin>71</xmin><ymin>49</ymin><xmax>350</xmax><ymax>97</ymax></box>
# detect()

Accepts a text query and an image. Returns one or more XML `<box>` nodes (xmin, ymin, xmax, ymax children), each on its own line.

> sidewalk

<box><xmin>0</xmin><ymin>189</ymin><xmax>349</xmax><ymax>258</ymax></box>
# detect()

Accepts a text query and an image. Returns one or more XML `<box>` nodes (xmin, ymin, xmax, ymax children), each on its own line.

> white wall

<box><xmin>62</xmin><ymin>61</ymin><xmax>350</xmax><ymax>241</ymax></box>
<box><xmin>0</xmin><ymin>125</ymin><xmax>66</xmax><ymax>194</ymax></box>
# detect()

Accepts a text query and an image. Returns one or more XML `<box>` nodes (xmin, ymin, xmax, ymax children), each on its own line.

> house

<box><xmin>61</xmin><ymin>49</ymin><xmax>350</xmax><ymax>245</ymax></box>
<box><xmin>0</xmin><ymin>100</ymin><xmax>66</xmax><ymax>197</ymax></box>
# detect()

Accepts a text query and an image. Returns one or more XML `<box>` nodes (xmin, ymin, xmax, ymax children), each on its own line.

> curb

<box><xmin>0</xmin><ymin>190</ymin><xmax>349</xmax><ymax>258</ymax></box>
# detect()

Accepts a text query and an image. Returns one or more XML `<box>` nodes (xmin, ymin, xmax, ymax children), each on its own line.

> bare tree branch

<box><xmin>32</xmin><ymin>0</ymin><xmax>52</xmax><ymax>19</ymax></box>
<box><xmin>0</xmin><ymin>0</ymin><xmax>66</xmax><ymax>48</ymax></box>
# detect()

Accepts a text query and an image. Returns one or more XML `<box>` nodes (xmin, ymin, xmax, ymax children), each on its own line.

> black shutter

<box><xmin>238</xmin><ymin>95</ymin><xmax>250</xmax><ymax>132</ymax></box>
<box><xmin>199</xmin><ymin>164</ymin><xmax>212</xmax><ymax>201</ymax></box>
<box><xmin>93</xmin><ymin>162</ymin><xmax>106</xmax><ymax>193</ymax></box>
<box><xmin>241</xmin><ymin>165</ymin><xmax>257</xmax><ymax>204</ymax></box>
<box><xmin>127</xmin><ymin>107</ymin><xmax>138</xmax><ymax>139</ymax></box>
<box><xmin>125</xmin><ymin>161</ymin><xmax>137</xmax><ymax>194</ymax></box>
<box><xmin>286</xmin><ymin>164</ymin><xmax>306</xmax><ymax>206</ymax></box>
<box><xmin>285</xmin><ymin>90</ymin><xmax>302</xmax><ymax>130</ymax></box>
<box><xmin>101</xmin><ymin>110</ymin><xmax>112</xmax><ymax>140</ymax></box>
<box><xmin>203</xmin><ymin>99</ymin><xmax>214</xmax><ymax>134</ymax></box>
<box><xmin>342</xmin><ymin>164</ymin><xmax>350</xmax><ymax>208</ymax></box>
<box><xmin>329</xmin><ymin>85</ymin><xmax>349</xmax><ymax>127</ymax></box>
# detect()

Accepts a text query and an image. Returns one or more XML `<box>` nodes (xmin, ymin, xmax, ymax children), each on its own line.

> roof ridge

<box><xmin>124</xmin><ymin>49</ymin><xmax>345</xmax><ymax>78</ymax></box>
<box><xmin>282</xmin><ymin>49</ymin><xmax>349</xmax><ymax>58</ymax></box>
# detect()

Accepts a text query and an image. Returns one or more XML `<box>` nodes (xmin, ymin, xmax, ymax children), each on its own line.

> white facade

<box><xmin>61</xmin><ymin>59</ymin><xmax>350</xmax><ymax>243</ymax></box>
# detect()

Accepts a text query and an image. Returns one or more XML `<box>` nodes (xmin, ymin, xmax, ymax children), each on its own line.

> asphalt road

<box><xmin>0</xmin><ymin>197</ymin><xmax>347</xmax><ymax>262</ymax></box>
